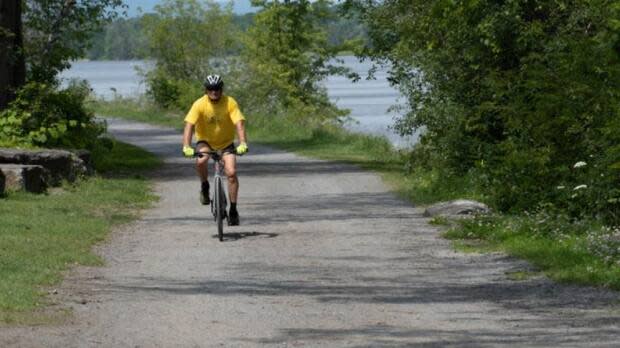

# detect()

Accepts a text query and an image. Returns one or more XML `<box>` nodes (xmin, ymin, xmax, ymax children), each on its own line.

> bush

<box><xmin>145</xmin><ymin>69</ymin><xmax>203</xmax><ymax>111</ymax></box>
<box><xmin>355</xmin><ymin>0</ymin><xmax>620</xmax><ymax>223</ymax></box>
<box><xmin>144</xmin><ymin>70</ymin><xmax>181</xmax><ymax>109</ymax></box>
<box><xmin>0</xmin><ymin>81</ymin><xmax>105</xmax><ymax>149</ymax></box>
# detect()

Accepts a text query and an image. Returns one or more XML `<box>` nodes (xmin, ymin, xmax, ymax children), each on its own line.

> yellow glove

<box><xmin>236</xmin><ymin>142</ymin><xmax>248</xmax><ymax>155</ymax></box>
<box><xmin>182</xmin><ymin>146</ymin><xmax>195</xmax><ymax>158</ymax></box>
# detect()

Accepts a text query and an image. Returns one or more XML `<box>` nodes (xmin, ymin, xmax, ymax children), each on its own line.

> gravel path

<box><xmin>2</xmin><ymin>119</ymin><xmax>620</xmax><ymax>347</ymax></box>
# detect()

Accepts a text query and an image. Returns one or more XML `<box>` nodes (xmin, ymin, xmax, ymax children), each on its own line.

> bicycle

<box><xmin>193</xmin><ymin>149</ymin><xmax>238</xmax><ymax>242</ymax></box>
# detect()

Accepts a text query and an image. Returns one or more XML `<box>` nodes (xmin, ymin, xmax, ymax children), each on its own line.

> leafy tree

<box><xmin>23</xmin><ymin>0</ymin><xmax>125</xmax><ymax>83</ymax></box>
<box><xmin>142</xmin><ymin>0</ymin><xmax>239</xmax><ymax>108</ymax></box>
<box><xmin>143</xmin><ymin>0</ymin><xmax>238</xmax><ymax>81</ymax></box>
<box><xmin>348</xmin><ymin>0</ymin><xmax>620</xmax><ymax>221</ymax></box>
<box><xmin>1</xmin><ymin>0</ymin><xmax>124</xmax><ymax>149</ymax></box>
<box><xmin>0</xmin><ymin>0</ymin><xmax>26</xmax><ymax>109</ymax></box>
<box><xmin>241</xmin><ymin>0</ymin><xmax>353</xmax><ymax>119</ymax></box>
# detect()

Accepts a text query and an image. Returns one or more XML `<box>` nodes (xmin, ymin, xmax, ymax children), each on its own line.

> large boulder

<box><xmin>424</xmin><ymin>199</ymin><xmax>491</xmax><ymax>218</ymax></box>
<box><xmin>0</xmin><ymin>164</ymin><xmax>47</xmax><ymax>193</ymax></box>
<box><xmin>0</xmin><ymin>149</ymin><xmax>89</xmax><ymax>186</ymax></box>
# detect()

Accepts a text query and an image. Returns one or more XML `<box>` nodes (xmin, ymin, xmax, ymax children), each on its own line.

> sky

<box><xmin>124</xmin><ymin>0</ymin><xmax>256</xmax><ymax>16</ymax></box>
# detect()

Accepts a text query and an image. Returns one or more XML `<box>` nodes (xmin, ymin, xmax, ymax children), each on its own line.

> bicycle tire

<box><xmin>214</xmin><ymin>177</ymin><xmax>225</xmax><ymax>241</ymax></box>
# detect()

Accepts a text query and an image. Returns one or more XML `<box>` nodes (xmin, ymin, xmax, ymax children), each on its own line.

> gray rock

<box><xmin>74</xmin><ymin>149</ymin><xmax>94</xmax><ymax>176</ymax></box>
<box><xmin>424</xmin><ymin>199</ymin><xmax>491</xmax><ymax>218</ymax></box>
<box><xmin>0</xmin><ymin>164</ymin><xmax>48</xmax><ymax>193</ymax></box>
<box><xmin>0</xmin><ymin>148</ymin><xmax>88</xmax><ymax>186</ymax></box>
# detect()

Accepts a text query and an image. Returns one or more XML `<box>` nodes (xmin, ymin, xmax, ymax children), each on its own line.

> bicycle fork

<box><xmin>211</xmin><ymin>161</ymin><xmax>228</xmax><ymax>221</ymax></box>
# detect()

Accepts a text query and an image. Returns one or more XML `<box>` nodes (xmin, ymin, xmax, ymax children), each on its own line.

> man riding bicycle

<box><xmin>182</xmin><ymin>75</ymin><xmax>248</xmax><ymax>226</ymax></box>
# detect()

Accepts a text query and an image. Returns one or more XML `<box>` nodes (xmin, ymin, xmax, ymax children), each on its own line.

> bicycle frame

<box><xmin>194</xmin><ymin>150</ymin><xmax>231</xmax><ymax>241</ymax></box>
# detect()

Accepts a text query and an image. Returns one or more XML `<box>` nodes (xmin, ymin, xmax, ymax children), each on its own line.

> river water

<box><xmin>60</xmin><ymin>57</ymin><xmax>417</xmax><ymax>147</ymax></box>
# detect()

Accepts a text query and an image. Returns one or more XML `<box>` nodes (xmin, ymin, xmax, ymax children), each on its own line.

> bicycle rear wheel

<box><xmin>214</xmin><ymin>177</ymin><xmax>225</xmax><ymax>241</ymax></box>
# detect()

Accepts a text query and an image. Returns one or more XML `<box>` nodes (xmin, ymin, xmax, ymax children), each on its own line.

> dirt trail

<box><xmin>2</xmin><ymin>119</ymin><xmax>620</xmax><ymax>347</ymax></box>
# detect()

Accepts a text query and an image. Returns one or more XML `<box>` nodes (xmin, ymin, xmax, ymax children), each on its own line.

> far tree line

<box><xmin>85</xmin><ymin>8</ymin><xmax>365</xmax><ymax>61</ymax></box>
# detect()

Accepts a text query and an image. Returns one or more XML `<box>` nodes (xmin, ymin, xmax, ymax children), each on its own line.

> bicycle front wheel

<box><xmin>214</xmin><ymin>177</ymin><xmax>225</xmax><ymax>241</ymax></box>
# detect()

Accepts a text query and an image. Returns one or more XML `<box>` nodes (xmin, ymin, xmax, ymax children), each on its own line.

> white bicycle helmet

<box><xmin>204</xmin><ymin>74</ymin><xmax>224</xmax><ymax>90</ymax></box>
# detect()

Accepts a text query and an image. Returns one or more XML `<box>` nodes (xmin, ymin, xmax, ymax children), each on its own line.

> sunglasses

<box><xmin>206</xmin><ymin>87</ymin><xmax>222</xmax><ymax>92</ymax></box>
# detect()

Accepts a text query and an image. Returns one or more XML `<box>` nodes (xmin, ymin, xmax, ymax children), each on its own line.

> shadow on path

<box><xmin>212</xmin><ymin>231</ymin><xmax>279</xmax><ymax>242</ymax></box>
<box><xmin>104</xmin><ymin>271</ymin><xmax>620</xmax><ymax>346</ymax></box>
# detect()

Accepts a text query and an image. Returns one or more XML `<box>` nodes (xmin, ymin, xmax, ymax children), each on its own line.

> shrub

<box><xmin>0</xmin><ymin>81</ymin><xmax>105</xmax><ymax>149</ymax></box>
<box><xmin>145</xmin><ymin>69</ymin><xmax>203</xmax><ymax>111</ymax></box>
<box><xmin>354</xmin><ymin>0</ymin><xmax>620</xmax><ymax>224</ymax></box>
<box><xmin>144</xmin><ymin>70</ymin><xmax>181</xmax><ymax>109</ymax></box>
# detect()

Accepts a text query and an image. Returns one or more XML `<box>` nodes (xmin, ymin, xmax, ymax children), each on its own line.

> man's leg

<box><xmin>196</xmin><ymin>142</ymin><xmax>211</xmax><ymax>205</ymax></box>
<box><xmin>223</xmin><ymin>153</ymin><xmax>239</xmax><ymax>225</ymax></box>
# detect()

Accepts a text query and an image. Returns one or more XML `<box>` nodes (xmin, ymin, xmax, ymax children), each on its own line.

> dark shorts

<box><xmin>196</xmin><ymin>140</ymin><xmax>235</xmax><ymax>154</ymax></box>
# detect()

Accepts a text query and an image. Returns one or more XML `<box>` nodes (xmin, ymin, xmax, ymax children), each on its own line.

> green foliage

<box><xmin>144</xmin><ymin>70</ymin><xmax>182</xmax><ymax>109</ymax></box>
<box><xmin>1</xmin><ymin>0</ymin><xmax>124</xmax><ymax>153</ymax></box>
<box><xmin>350</xmin><ymin>0</ymin><xmax>620</xmax><ymax>223</ymax></box>
<box><xmin>84</xmin><ymin>9</ymin><xmax>367</xmax><ymax>61</ymax></box>
<box><xmin>141</xmin><ymin>0</ymin><xmax>239</xmax><ymax>109</ymax></box>
<box><xmin>240</xmin><ymin>0</ymin><xmax>353</xmax><ymax>121</ymax></box>
<box><xmin>0</xmin><ymin>81</ymin><xmax>104</xmax><ymax>149</ymax></box>
<box><xmin>87</xmin><ymin>12</ymin><xmax>250</xmax><ymax>61</ymax></box>
<box><xmin>142</xmin><ymin>0</ymin><xmax>238</xmax><ymax>81</ymax></box>
<box><xmin>23</xmin><ymin>0</ymin><xmax>125</xmax><ymax>83</ymax></box>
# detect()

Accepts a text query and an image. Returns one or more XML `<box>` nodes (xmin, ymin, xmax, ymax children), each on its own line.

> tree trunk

<box><xmin>0</xmin><ymin>0</ymin><xmax>26</xmax><ymax>110</ymax></box>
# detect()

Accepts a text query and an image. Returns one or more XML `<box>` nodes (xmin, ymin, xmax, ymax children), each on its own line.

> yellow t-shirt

<box><xmin>184</xmin><ymin>95</ymin><xmax>245</xmax><ymax>150</ymax></box>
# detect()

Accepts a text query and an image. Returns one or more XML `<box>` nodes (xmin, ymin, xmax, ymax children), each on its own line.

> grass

<box><xmin>93</xmin><ymin>138</ymin><xmax>162</xmax><ymax>175</ymax></box>
<box><xmin>91</xmin><ymin>98</ymin><xmax>620</xmax><ymax>291</ymax></box>
<box><xmin>444</xmin><ymin>215</ymin><xmax>620</xmax><ymax>289</ymax></box>
<box><xmin>92</xmin><ymin>97</ymin><xmax>184</xmax><ymax>130</ymax></box>
<box><xmin>0</xmin><ymin>139</ymin><xmax>160</xmax><ymax>324</ymax></box>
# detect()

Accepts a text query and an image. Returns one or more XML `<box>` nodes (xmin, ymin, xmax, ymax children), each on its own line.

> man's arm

<box><xmin>183</xmin><ymin>122</ymin><xmax>194</xmax><ymax>147</ymax></box>
<box><xmin>236</xmin><ymin>120</ymin><xmax>246</xmax><ymax>144</ymax></box>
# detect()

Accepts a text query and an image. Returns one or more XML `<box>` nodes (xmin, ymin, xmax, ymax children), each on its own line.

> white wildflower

<box><xmin>573</xmin><ymin>161</ymin><xmax>587</xmax><ymax>168</ymax></box>
<box><xmin>573</xmin><ymin>184</ymin><xmax>588</xmax><ymax>190</ymax></box>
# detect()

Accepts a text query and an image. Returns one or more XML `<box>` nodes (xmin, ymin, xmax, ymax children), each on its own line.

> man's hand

<box><xmin>236</xmin><ymin>142</ymin><xmax>248</xmax><ymax>155</ymax></box>
<box><xmin>183</xmin><ymin>146</ymin><xmax>195</xmax><ymax>158</ymax></box>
